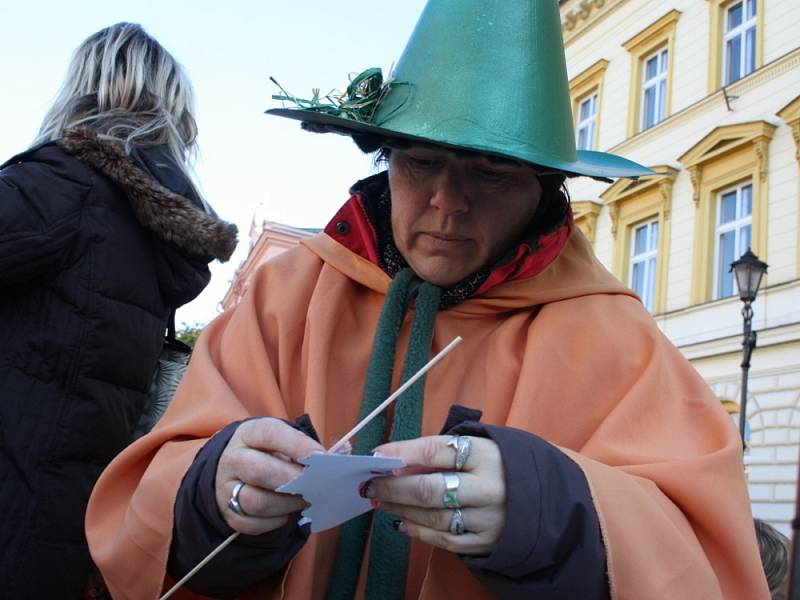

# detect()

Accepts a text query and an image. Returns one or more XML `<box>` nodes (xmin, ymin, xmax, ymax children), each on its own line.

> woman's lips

<box><xmin>424</xmin><ymin>232</ymin><xmax>470</xmax><ymax>242</ymax></box>
<box><xmin>419</xmin><ymin>232</ymin><xmax>472</xmax><ymax>250</ymax></box>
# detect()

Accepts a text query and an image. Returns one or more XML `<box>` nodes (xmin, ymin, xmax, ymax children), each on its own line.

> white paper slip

<box><xmin>277</xmin><ymin>453</ymin><xmax>405</xmax><ymax>533</ymax></box>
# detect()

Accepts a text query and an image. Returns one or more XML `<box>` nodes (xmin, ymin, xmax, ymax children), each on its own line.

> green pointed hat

<box><xmin>267</xmin><ymin>0</ymin><xmax>651</xmax><ymax>181</ymax></box>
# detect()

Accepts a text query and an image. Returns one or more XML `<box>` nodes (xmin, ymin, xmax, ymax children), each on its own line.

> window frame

<box><xmin>712</xmin><ymin>182</ymin><xmax>753</xmax><ymax>299</ymax></box>
<box><xmin>568</xmin><ymin>59</ymin><xmax>609</xmax><ymax>152</ymax></box>
<box><xmin>722</xmin><ymin>0</ymin><xmax>758</xmax><ymax>85</ymax></box>
<box><xmin>629</xmin><ymin>219</ymin><xmax>660</xmax><ymax>311</ymax></box>
<box><xmin>576</xmin><ymin>93</ymin><xmax>598</xmax><ymax>151</ymax></box>
<box><xmin>678</xmin><ymin>121</ymin><xmax>775</xmax><ymax>304</ymax></box>
<box><xmin>639</xmin><ymin>47</ymin><xmax>669</xmax><ymax>131</ymax></box>
<box><xmin>600</xmin><ymin>166</ymin><xmax>678</xmax><ymax>315</ymax></box>
<box><xmin>622</xmin><ymin>10</ymin><xmax>681</xmax><ymax>138</ymax></box>
<box><xmin>707</xmin><ymin>0</ymin><xmax>764</xmax><ymax>93</ymax></box>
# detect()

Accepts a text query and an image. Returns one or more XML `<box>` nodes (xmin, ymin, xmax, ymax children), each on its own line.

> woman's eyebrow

<box><xmin>482</xmin><ymin>154</ymin><xmax>524</xmax><ymax>168</ymax></box>
<box><xmin>400</xmin><ymin>143</ymin><xmax>523</xmax><ymax>169</ymax></box>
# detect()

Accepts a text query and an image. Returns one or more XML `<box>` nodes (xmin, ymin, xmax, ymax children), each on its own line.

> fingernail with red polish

<box><xmin>359</xmin><ymin>481</ymin><xmax>375</xmax><ymax>499</ymax></box>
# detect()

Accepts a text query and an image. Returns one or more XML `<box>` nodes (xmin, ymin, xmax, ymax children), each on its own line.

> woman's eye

<box><xmin>407</xmin><ymin>156</ymin><xmax>437</xmax><ymax>169</ymax></box>
<box><xmin>476</xmin><ymin>168</ymin><xmax>507</xmax><ymax>182</ymax></box>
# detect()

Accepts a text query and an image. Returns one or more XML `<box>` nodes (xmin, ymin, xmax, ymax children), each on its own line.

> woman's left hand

<box><xmin>366</xmin><ymin>435</ymin><xmax>506</xmax><ymax>556</ymax></box>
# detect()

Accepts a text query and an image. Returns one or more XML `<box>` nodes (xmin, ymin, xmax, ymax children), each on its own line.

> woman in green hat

<box><xmin>86</xmin><ymin>2</ymin><xmax>769</xmax><ymax>599</ymax></box>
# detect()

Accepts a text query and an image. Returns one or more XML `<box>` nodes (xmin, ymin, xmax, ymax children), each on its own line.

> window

<box><xmin>622</xmin><ymin>10</ymin><xmax>680</xmax><ymax>137</ymax></box>
<box><xmin>630</xmin><ymin>220</ymin><xmax>659</xmax><ymax>311</ymax></box>
<box><xmin>723</xmin><ymin>0</ymin><xmax>757</xmax><ymax>85</ymax></box>
<box><xmin>576</xmin><ymin>94</ymin><xmax>598</xmax><ymax>150</ymax></box>
<box><xmin>714</xmin><ymin>183</ymin><xmax>752</xmax><ymax>299</ymax></box>
<box><xmin>679</xmin><ymin>121</ymin><xmax>775</xmax><ymax>303</ymax></box>
<box><xmin>707</xmin><ymin>0</ymin><xmax>763</xmax><ymax>92</ymax></box>
<box><xmin>601</xmin><ymin>166</ymin><xmax>678</xmax><ymax>314</ymax></box>
<box><xmin>569</xmin><ymin>60</ymin><xmax>608</xmax><ymax>151</ymax></box>
<box><xmin>640</xmin><ymin>48</ymin><xmax>668</xmax><ymax>130</ymax></box>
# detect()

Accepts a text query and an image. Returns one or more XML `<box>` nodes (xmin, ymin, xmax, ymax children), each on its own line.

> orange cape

<box><xmin>86</xmin><ymin>230</ymin><xmax>769</xmax><ymax>599</ymax></box>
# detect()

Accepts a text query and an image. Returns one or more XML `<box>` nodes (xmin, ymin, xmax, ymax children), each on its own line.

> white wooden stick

<box><xmin>160</xmin><ymin>531</ymin><xmax>239</xmax><ymax>600</ymax></box>
<box><xmin>159</xmin><ymin>335</ymin><xmax>462</xmax><ymax>600</ymax></box>
<box><xmin>328</xmin><ymin>336</ymin><xmax>463</xmax><ymax>453</ymax></box>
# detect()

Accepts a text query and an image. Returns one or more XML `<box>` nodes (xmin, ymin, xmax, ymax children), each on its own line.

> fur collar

<box><xmin>57</xmin><ymin>128</ymin><xmax>237</xmax><ymax>262</ymax></box>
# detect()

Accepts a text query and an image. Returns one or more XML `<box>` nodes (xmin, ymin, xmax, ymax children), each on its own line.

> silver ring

<box><xmin>227</xmin><ymin>481</ymin><xmax>247</xmax><ymax>516</ymax></box>
<box><xmin>449</xmin><ymin>508</ymin><xmax>465</xmax><ymax>535</ymax></box>
<box><xmin>442</xmin><ymin>472</ymin><xmax>460</xmax><ymax>508</ymax></box>
<box><xmin>447</xmin><ymin>435</ymin><xmax>471</xmax><ymax>471</ymax></box>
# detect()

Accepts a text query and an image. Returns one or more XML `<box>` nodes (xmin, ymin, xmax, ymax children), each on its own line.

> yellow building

<box><xmin>562</xmin><ymin>0</ymin><xmax>800</xmax><ymax>532</ymax></box>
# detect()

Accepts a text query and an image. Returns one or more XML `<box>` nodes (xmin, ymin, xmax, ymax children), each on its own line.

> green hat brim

<box><xmin>266</xmin><ymin>107</ymin><xmax>653</xmax><ymax>182</ymax></box>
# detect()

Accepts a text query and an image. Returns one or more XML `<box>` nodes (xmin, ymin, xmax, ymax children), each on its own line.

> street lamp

<box><xmin>729</xmin><ymin>248</ymin><xmax>768</xmax><ymax>447</ymax></box>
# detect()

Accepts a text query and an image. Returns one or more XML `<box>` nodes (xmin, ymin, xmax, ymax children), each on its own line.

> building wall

<box><xmin>221</xmin><ymin>221</ymin><xmax>315</xmax><ymax>310</ymax></box>
<box><xmin>562</xmin><ymin>0</ymin><xmax>800</xmax><ymax>533</ymax></box>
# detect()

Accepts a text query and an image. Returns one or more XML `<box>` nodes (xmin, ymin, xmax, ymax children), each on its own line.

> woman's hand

<box><xmin>367</xmin><ymin>435</ymin><xmax>506</xmax><ymax>555</ymax></box>
<box><xmin>215</xmin><ymin>418</ymin><xmax>324</xmax><ymax>535</ymax></box>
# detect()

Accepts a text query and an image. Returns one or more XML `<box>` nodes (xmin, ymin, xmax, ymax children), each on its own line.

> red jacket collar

<box><xmin>324</xmin><ymin>193</ymin><xmax>573</xmax><ymax>297</ymax></box>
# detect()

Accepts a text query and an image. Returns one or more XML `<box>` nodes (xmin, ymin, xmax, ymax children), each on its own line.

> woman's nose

<box><xmin>429</xmin><ymin>168</ymin><xmax>469</xmax><ymax>215</ymax></box>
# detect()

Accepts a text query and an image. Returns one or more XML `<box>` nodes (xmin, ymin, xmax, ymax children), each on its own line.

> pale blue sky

<box><xmin>0</xmin><ymin>1</ymin><xmax>426</xmax><ymax>324</ymax></box>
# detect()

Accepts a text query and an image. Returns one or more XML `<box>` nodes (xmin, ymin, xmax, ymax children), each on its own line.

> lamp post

<box><xmin>729</xmin><ymin>248</ymin><xmax>768</xmax><ymax>447</ymax></box>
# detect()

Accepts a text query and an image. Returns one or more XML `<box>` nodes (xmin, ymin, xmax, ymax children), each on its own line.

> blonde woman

<box><xmin>0</xmin><ymin>22</ymin><xmax>236</xmax><ymax>597</ymax></box>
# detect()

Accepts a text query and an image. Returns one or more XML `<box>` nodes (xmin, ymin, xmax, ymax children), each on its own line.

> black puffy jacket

<box><xmin>0</xmin><ymin>128</ymin><xmax>237</xmax><ymax>597</ymax></box>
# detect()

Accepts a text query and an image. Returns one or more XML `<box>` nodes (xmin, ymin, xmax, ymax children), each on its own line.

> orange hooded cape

<box><xmin>86</xmin><ymin>229</ymin><xmax>769</xmax><ymax>599</ymax></box>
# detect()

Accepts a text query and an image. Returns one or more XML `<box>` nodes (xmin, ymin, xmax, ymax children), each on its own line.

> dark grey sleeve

<box><xmin>167</xmin><ymin>419</ymin><xmax>312</xmax><ymax>598</ymax></box>
<box><xmin>444</xmin><ymin>414</ymin><xmax>610</xmax><ymax>599</ymax></box>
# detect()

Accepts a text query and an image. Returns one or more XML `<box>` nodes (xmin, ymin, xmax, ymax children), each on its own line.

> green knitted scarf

<box><xmin>325</xmin><ymin>268</ymin><xmax>442</xmax><ymax>600</ymax></box>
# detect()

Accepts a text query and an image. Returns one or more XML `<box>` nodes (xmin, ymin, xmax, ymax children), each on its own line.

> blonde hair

<box><xmin>35</xmin><ymin>22</ymin><xmax>200</xmax><ymax>182</ymax></box>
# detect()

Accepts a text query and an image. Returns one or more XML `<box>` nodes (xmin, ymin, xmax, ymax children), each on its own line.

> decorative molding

<box><xmin>621</xmin><ymin>9</ymin><xmax>681</xmax><ymax>53</ymax></box>
<box><xmin>560</xmin><ymin>0</ymin><xmax>625</xmax><ymax>46</ymax></box>
<box><xmin>562</xmin><ymin>0</ymin><xmax>607</xmax><ymax>33</ymax></box>
<box><xmin>688</xmin><ymin>165</ymin><xmax>702</xmax><ymax>206</ymax></box>
<box><xmin>777</xmin><ymin>95</ymin><xmax>800</xmax><ymax>163</ymax></box>
<box><xmin>679</xmin><ymin>120</ymin><xmax>776</xmax><ymax>175</ymax></box>
<box><xmin>600</xmin><ymin>165</ymin><xmax>679</xmax><ymax>209</ymax></box>
<box><xmin>571</xmin><ymin>200</ymin><xmax>603</xmax><ymax>244</ymax></box>
<box><xmin>776</xmin><ymin>95</ymin><xmax>800</xmax><ymax>278</ymax></box>
<box><xmin>754</xmin><ymin>139</ymin><xmax>769</xmax><ymax>182</ymax></box>
<box><xmin>609</xmin><ymin>202</ymin><xmax>620</xmax><ymax>238</ymax></box>
<box><xmin>658</xmin><ymin>179</ymin><xmax>674</xmax><ymax>220</ymax></box>
<box><xmin>569</xmin><ymin>59</ymin><xmax>609</xmax><ymax>95</ymax></box>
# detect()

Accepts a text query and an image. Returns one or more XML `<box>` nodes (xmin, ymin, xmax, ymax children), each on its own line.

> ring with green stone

<box><xmin>442</xmin><ymin>472</ymin><xmax>460</xmax><ymax>508</ymax></box>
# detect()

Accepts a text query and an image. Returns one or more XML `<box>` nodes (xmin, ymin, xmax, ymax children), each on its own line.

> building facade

<box><xmin>562</xmin><ymin>0</ymin><xmax>800</xmax><ymax>532</ymax></box>
<box><xmin>221</xmin><ymin>219</ymin><xmax>316</xmax><ymax>310</ymax></box>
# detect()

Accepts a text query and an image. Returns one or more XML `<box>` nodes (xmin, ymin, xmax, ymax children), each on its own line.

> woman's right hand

<box><xmin>215</xmin><ymin>417</ymin><xmax>324</xmax><ymax>535</ymax></box>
